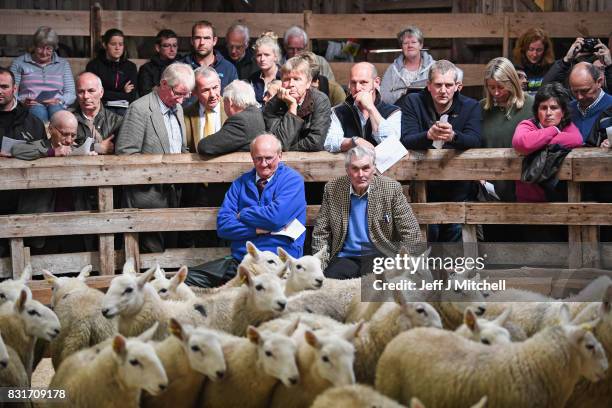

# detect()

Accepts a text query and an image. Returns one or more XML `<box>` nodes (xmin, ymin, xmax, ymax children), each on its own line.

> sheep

<box><xmin>0</xmin><ymin>264</ymin><xmax>32</xmax><ymax>310</ymax></box>
<box><xmin>0</xmin><ymin>331</ymin><xmax>31</xmax><ymax>408</ymax></box>
<box><xmin>455</xmin><ymin>307</ymin><xmax>513</xmax><ymax>345</ymax></box>
<box><xmin>269</xmin><ymin>322</ymin><xmax>363</xmax><ymax>408</ymax></box>
<box><xmin>411</xmin><ymin>396</ymin><xmax>488</xmax><ymax>408</ymax></box>
<box><xmin>0</xmin><ymin>290</ymin><xmax>60</xmax><ymax>381</ymax></box>
<box><xmin>139</xmin><ymin>319</ymin><xmax>227</xmax><ymax>408</ymax></box>
<box><xmin>565</xmin><ymin>284</ymin><xmax>612</xmax><ymax>408</ymax></box>
<box><xmin>101</xmin><ymin>263</ymin><xmax>210</xmax><ymax>340</ymax></box>
<box><xmin>150</xmin><ymin>265</ymin><xmax>196</xmax><ymax>301</ymax></box>
<box><xmin>42</xmin><ymin>266</ymin><xmax>115</xmax><ymax>369</ymax></box>
<box><xmin>312</xmin><ymin>384</ymin><xmax>405</xmax><ymax>408</ymax></box>
<box><xmin>277</xmin><ymin>246</ymin><xmax>325</xmax><ymax>296</ymax></box>
<box><xmin>205</xmin><ymin>265</ymin><xmax>288</xmax><ymax>336</ymax></box>
<box><xmin>375</xmin><ymin>304</ymin><xmax>608</xmax><ymax>407</ymax></box>
<box><xmin>199</xmin><ymin>322</ymin><xmax>300</xmax><ymax>408</ymax></box>
<box><xmin>49</xmin><ymin>329</ymin><xmax>168</xmax><ymax>408</ymax></box>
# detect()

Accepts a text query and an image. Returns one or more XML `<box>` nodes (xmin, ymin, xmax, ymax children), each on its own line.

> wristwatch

<box><xmin>351</xmin><ymin>136</ymin><xmax>360</xmax><ymax>147</ymax></box>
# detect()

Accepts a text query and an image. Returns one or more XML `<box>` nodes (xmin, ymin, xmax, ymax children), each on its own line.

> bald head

<box><xmin>250</xmin><ymin>133</ymin><xmax>282</xmax><ymax>154</ymax></box>
<box><xmin>349</xmin><ymin>62</ymin><xmax>381</xmax><ymax>100</ymax></box>
<box><xmin>76</xmin><ymin>72</ymin><xmax>104</xmax><ymax>115</ymax></box>
<box><xmin>250</xmin><ymin>133</ymin><xmax>283</xmax><ymax>180</ymax></box>
<box><xmin>351</xmin><ymin>62</ymin><xmax>378</xmax><ymax>80</ymax></box>
<box><xmin>49</xmin><ymin>111</ymin><xmax>78</xmax><ymax>148</ymax></box>
<box><xmin>569</xmin><ymin>61</ymin><xmax>603</xmax><ymax>110</ymax></box>
<box><xmin>50</xmin><ymin>110</ymin><xmax>77</xmax><ymax>129</ymax></box>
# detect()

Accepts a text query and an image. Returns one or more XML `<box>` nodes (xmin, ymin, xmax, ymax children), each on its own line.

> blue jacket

<box><xmin>570</xmin><ymin>91</ymin><xmax>612</xmax><ymax>142</ymax></box>
<box><xmin>217</xmin><ymin>162</ymin><xmax>306</xmax><ymax>261</ymax></box>
<box><xmin>398</xmin><ymin>89</ymin><xmax>481</xmax><ymax>150</ymax></box>
<box><xmin>180</xmin><ymin>50</ymin><xmax>238</xmax><ymax>92</ymax></box>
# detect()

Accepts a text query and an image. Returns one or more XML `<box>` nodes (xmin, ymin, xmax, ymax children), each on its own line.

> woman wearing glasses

<box><xmin>9</xmin><ymin>26</ymin><xmax>76</xmax><ymax>123</ymax></box>
<box><xmin>86</xmin><ymin>28</ymin><xmax>138</xmax><ymax>116</ymax></box>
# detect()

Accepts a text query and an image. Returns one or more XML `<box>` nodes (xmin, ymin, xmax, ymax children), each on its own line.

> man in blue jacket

<box><xmin>397</xmin><ymin>60</ymin><xmax>481</xmax><ymax>242</ymax></box>
<box><xmin>217</xmin><ymin>133</ymin><xmax>307</xmax><ymax>262</ymax></box>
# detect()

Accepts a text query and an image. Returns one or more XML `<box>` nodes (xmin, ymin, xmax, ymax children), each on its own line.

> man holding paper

<box><xmin>324</xmin><ymin>62</ymin><xmax>401</xmax><ymax>153</ymax></box>
<box><xmin>217</xmin><ymin>133</ymin><xmax>307</xmax><ymax>262</ymax></box>
<box><xmin>312</xmin><ymin>146</ymin><xmax>423</xmax><ymax>279</ymax></box>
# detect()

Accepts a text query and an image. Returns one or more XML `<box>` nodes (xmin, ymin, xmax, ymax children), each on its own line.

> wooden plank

<box><xmin>506</xmin><ymin>12</ymin><xmax>612</xmax><ymax>37</ymax></box>
<box><xmin>10</xmin><ymin>238</ymin><xmax>25</xmax><ymax>280</ymax></box>
<box><xmin>479</xmin><ymin>242</ymin><xmax>570</xmax><ymax>267</ymax></box>
<box><xmin>124</xmin><ymin>233</ymin><xmax>140</xmax><ymax>272</ymax></box>
<box><xmin>461</xmin><ymin>224</ymin><xmax>479</xmax><ymax>271</ymax></box>
<box><xmin>502</xmin><ymin>15</ymin><xmax>510</xmax><ymax>58</ymax></box>
<box><xmin>307</xmin><ymin>13</ymin><xmax>506</xmax><ymax>39</ymax></box>
<box><xmin>581</xmin><ymin>226</ymin><xmax>601</xmax><ymax>268</ymax></box>
<box><xmin>0</xmin><ymin>9</ymin><xmax>90</xmax><ymax>36</ymax></box>
<box><xmin>572</xmin><ymin>153</ymin><xmax>612</xmax><ymax>181</ymax></box>
<box><xmin>90</xmin><ymin>3</ymin><xmax>103</xmax><ymax>58</ymax></box>
<box><xmin>98</xmin><ymin>187</ymin><xmax>115</xmax><ymax>276</ymax></box>
<box><xmin>100</xmin><ymin>11</ymin><xmax>303</xmax><ymax>37</ymax></box>
<box><xmin>464</xmin><ymin>202</ymin><xmax>612</xmax><ymax>225</ymax></box>
<box><xmin>0</xmin><ymin>58</ymin><xmax>148</xmax><ymax>77</ymax></box>
<box><xmin>364</xmin><ymin>0</ymin><xmax>453</xmax><ymax>12</ymax></box>
<box><xmin>411</xmin><ymin>181</ymin><xmax>428</xmax><ymax>239</ymax></box>
<box><xmin>567</xmin><ymin>181</ymin><xmax>583</xmax><ymax>269</ymax></box>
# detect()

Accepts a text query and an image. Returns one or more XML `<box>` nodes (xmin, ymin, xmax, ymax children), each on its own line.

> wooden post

<box><xmin>90</xmin><ymin>3</ymin><xmax>102</xmax><ymax>59</ymax></box>
<box><xmin>10</xmin><ymin>238</ymin><xmax>25</xmax><ymax>280</ymax></box>
<box><xmin>567</xmin><ymin>182</ymin><xmax>583</xmax><ymax>269</ymax></box>
<box><xmin>461</xmin><ymin>224</ymin><xmax>479</xmax><ymax>272</ymax></box>
<box><xmin>98</xmin><ymin>187</ymin><xmax>115</xmax><ymax>275</ymax></box>
<box><xmin>581</xmin><ymin>225</ymin><xmax>601</xmax><ymax>268</ymax></box>
<box><xmin>303</xmin><ymin>10</ymin><xmax>312</xmax><ymax>51</ymax></box>
<box><xmin>502</xmin><ymin>14</ymin><xmax>510</xmax><ymax>58</ymax></box>
<box><xmin>124</xmin><ymin>233</ymin><xmax>140</xmax><ymax>272</ymax></box>
<box><xmin>412</xmin><ymin>181</ymin><xmax>428</xmax><ymax>241</ymax></box>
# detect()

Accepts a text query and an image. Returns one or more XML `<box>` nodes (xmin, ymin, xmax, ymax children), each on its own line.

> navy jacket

<box><xmin>180</xmin><ymin>50</ymin><xmax>238</xmax><ymax>92</ymax></box>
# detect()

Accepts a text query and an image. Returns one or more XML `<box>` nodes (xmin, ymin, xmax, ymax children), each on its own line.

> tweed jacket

<box><xmin>183</xmin><ymin>98</ymin><xmax>228</xmax><ymax>153</ymax></box>
<box><xmin>312</xmin><ymin>174</ymin><xmax>424</xmax><ymax>270</ymax></box>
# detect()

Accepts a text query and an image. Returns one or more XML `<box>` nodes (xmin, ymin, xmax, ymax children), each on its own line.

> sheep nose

<box><xmin>315</xmin><ymin>279</ymin><xmax>323</xmax><ymax>287</ymax></box>
<box><xmin>216</xmin><ymin>370</ymin><xmax>225</xmax><ymax>379</ymax></box>
<box><xmin>53</xmin><ymin>328</ymin><xmax>60</xmax><ymax>335</ymax></box>
<box><xmin>102</xmin><ymin>308</ymin><xmax>110</xmax><ymax>317</ymax></box>
<box><xmin>277</xmin><ymin>300</ymin><xmax>287</xmax><ymax>311</ymax></box>
<box><xmin>476</xmin><ymin>306</ymin><xmax>486</xmax><ymax>316</ymax></box>
<box><xmin>158</xmin><ymin>384</ymin><xmax>167</xmax><ymax>392</ymax></box>
<box><xmin>289</xmin><ymin>376</ymin><xmax>298</xmax><ymax>385</ymax></box>
<box><xmin>0</xmin><ymin>360</ymin><xmax>7</xmax><ymax>369</ymax></box>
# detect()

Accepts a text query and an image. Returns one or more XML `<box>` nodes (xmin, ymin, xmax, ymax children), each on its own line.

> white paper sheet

<box><xmin>1</xmin><ymin>137</ymin><xmax>26</xmax><ymax>155</ymax></box>
<box><xmin>106</xmin><ymin>100</ymin><xmax>129</xmax><ymax>108</ymax></box>
<box><xmin>70</xmin><ymin>137</ymin><xmax>94</xmax><ymax>156</ymax></box>
<box><xmin>483</xmin><ymin>181</ymin><xmax>501</xmax><ymax>200</ymax></box>
<box><xmin>375</xmin><ymin>137</ymin><xmax>408</xmax><ymax>173</ymax></box>
<box><xmin>432</xmin><ymin>114</ymin><xmax>449</xmax><ymax>149</ymax></box>
<box><xmin>271</xmin><ymin>218</ymin><xmax>306</xmax><ymax>241</ymax></box>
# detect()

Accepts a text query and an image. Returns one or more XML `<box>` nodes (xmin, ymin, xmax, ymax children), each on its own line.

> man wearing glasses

<box><xmin>180</xmin><ymin>20</ymin><xmax>237</xmax><ymax>93</ymax></box>
<box><xmin>115</xmin><ymin>63</ymin><xmax>195</xmax><ymax>253</ymax></box>
<box><xmin>138</xmin><ymin>29</ymin><xmax>180</xmax><ymax>97</ymax></box>
<box><xmin>221</xmin><ymin>23</ymin><xmax>258</xmax><ymax>80</ymax></box>
<box><xmin>217</xmin><ymin>133</ymin><xmax>307</xmax><ymax>263</ymax></box>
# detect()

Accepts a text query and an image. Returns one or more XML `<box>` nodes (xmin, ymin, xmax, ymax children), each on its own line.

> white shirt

<box><xmin>198</xmin><ymin>102</ymin><xmax>222</xmax><ymax>140</ymax></box>
<box><xmin>324</xmin><ymin>103</ymin><xmax>402</xmax><ymax>153</ymax></box>
<box><xmin>157</xmin><ymin>95</ymin><xmax>183</xmax><ymax>154</ymax></box>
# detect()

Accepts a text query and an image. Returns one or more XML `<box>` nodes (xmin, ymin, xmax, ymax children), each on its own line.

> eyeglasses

<box><xmin>49</xmin><ymin>125</ymin><xmax>77</xmax><ymax>140</ymax></box>
<box><xmin>253</xmin><ymin>154</ymin><xmax>279</xmax><ymax>164</ymax></box>
<box><xmin>170</xmin><ymin>86</ymin><xmax>191</xmax><ymax>99</ymax></box>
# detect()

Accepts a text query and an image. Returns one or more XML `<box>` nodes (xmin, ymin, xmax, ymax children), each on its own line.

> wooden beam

<box><xmin>124</xmin><ymin>233</ymin><xmax>140</xmax><ymax>272</ymax></box>
<box><xmin>90</xmin><ymin>3</ymin><xmax>103</xmax><ymax>58</ymax></box>
<box><xmin>506</xmin><ymin>12</ymin><xmax>611</xmax><ymax>37</ymax></box>
<box><xmin>98</xmin><ymin>187</ymin><xmax>115</xmax><ymax>276</ymax></box>
<box><xmin>567</xmin><ymin>182</ymin><xmax>583</xmax><ymax>269</ymax></box>
<box><xmin>364</xmin><ymin>1</ymin><xmax>453</xmax><ymax>12</ymax></box>
<box><xmin>465</xmin><ymin>202</ymin><xmax>612</xmax><ymax>225</ymax></box>
<box><xmin>10</xmin><ymin>238</ymin><xmax>25</xmax><ymax>280</ymax></box>
<box><xmin>0</xmin><ymin>9</ymin><xmax>90</xmax><ymax>36</ymax></box>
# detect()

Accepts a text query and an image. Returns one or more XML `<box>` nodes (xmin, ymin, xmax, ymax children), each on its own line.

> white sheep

<box><xmin>455</xmin><ymin>306</ymin><xmax>512</xmax><ymax>345</ymax></box>
<box><xmin>49</xmin><ymin>329</ymin><xmax>168</xmax><ymax>407</ymax></box>
<box><xmin>205</xmin><ymin>265</ymin><xmax>288</xmax><ymax>336</ymax></box>
<box><xmin>0</xmin><ymin>289</ymin><xmax>60</xmax><ymax>381</ymax></box>
<box><xmin>150</xmin><ymin>265</ymin><xmax>196</xmax><ymax>301</ymax></box>
<box><xmin>565</xmin><ymin>284</ymin><xmax>612</xmax><ymax>408</ymax></box>
<box><xmin>269</xmin><ymin>322</ymin><xmax>363</xmax><ymax>408</ymax></box>
<box><xmin>199</xmin><ymin>322</ymin><xmax>300</xmax><ymax>408</ymax></box>
<box><xmin>0</xmin><ymin>329</ymin><xmax>30</xmax><ymax>395</ymax></box>
<box><xmin>375</xmin><ymin>304</ymin><xmax>608</xmax><ymax>407</ymax></box>
<box><xmin>277</xmin><ymin>246</ymin><xmax>325</xmax><ymax>296</ymax></box>
<box><xmin>312</xmin><ymin>384</ymin><xmax>405</xmax><ymax>408</ymax></box>
<box><xmin>0</xmin><ymin>264</ymin><xmax>32</xmax><ymax>310</ymax></box>
<box><xmin>139</xmin><ymin>319</ymin><xmax>227</xmax><ymax>408</ymax></box>
<box><xmin>101</xmin><ymin>263</ymin><xmax>209</xmax><ymax>340</ymax></box>
<box><xmin>42</xmin><ymin>266</ymin><xmax>115</xmax><ymax>369</ymax></box>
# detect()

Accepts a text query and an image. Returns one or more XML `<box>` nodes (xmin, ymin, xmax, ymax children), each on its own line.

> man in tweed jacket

<box><xmin>312</xmin><ymin>146</ymin><xmax>423</xmax><ymax>278</ymax></box>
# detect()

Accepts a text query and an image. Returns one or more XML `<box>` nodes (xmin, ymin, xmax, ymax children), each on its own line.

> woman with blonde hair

<box><xmin>512</xmin><ymin>27</ymin><xmax>555</xmax><ymax>94</ymax></box>
<box><xmin>249</xmin><ymin>33</ymin><xmax>282</xmax><ymax>104</ymax></box>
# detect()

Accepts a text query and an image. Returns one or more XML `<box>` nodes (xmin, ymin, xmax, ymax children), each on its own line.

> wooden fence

<box><xmin>0</xmin><ymin>8</ymin><xmax>610</xmax><ymax>85</ymax></box>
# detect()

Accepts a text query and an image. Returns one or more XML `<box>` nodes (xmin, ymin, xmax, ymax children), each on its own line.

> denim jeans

<box><xmin>29</xmin><ymin>103</ymin><xmax>65</xmax><ymax>123</ymax></box>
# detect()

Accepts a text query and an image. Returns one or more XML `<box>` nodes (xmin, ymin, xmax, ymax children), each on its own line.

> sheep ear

<box><xmin>559</xmin><ymin>303</ymin><xmax>571</xmax><ymax>325</ymax></box>
<box><xmin>123</xmin><ymin>258</ymin><xmax>136</xmax><ymax>275</ymax></box>
<box><xmin>494</xmin><ymin>307</ymin><xmax>511</xmax><ymax>326</ymax></box>
<box><xmin>246</xmin><ymin>241</ymin><xmax>259</xmax><ymax>260</ymax></box>
<box><xmin>247</xmin><ymin>326</ymin><xmax>261</xmax><ymax>344</ymax></box>
<box><xmin>20</xmin><ymin>264</ymin><xmax>32</xmax><ymax>282</ymax></box>
<box><xmin>15</xmin><ymin>289</ymin><xmax>28</xmax><ymax>313</ymax></box>
<box><xmin>153</xmin><ymin>264</ymin><xmax>165</xmax><ymax>281</ymax></box>
<box><xmin>313</xmin><ymin>245</ymin><xmax>327</xmax><ymax>261</ymax></box>
<box><xmin>277</xmin><ymin>247</ymin><xmax>291</xmax><ymax>263</ymax></box>
<box><xmin>170</xmin><ymin>267</ymin><xmax>188</xmax><ymax>290</ymax></box>
<box><xmin>112</xmin><ymin>335</ymin><xmax>127</xmax><ymax>359</ymax></box>
<box><xmin>410</xmin><ymin>397</ymin><xmax>426</xmax><ymax>408</ymax></box>
<box><xmin>284</xmin><ymin>318</ymin><xmax>300</xmax><ymax>336</ymax></box>
<box><xmin>138</xmin><ymin>267</ymin><xmax>156</xmax><ymax>289</ymax></box>
<box><xmin>238</xmin><ymin>266</ymin><xmax>252</xmax><ymax>287</ymax></box>
<box><xmin>472</xmin><ymin>396</ymin><xmax>488</xmax><ymax>408</ymax></box>
<box><xmin>344</xmin><ymin>320</ymin><xmax>364</xmax><ymax>342</ymax></box>
<box><xmin>464</xmin><ymin>308</ymin><xmax>479</xmax><ymax>333</ymax></box>
<box><xmin>42</xmin><ymin>269</ymin><xmax>57</xmax><ymax>286</ymax></box>
<box><xmin>78</xmin><ymin>265</ymin><xmax>92</xmax><ymax>281</ymax></box>
<box><xmin>138</xmin><ymin>322</ymin><xmax>158</xmax><ymax>342</ymax></box>
<box><xmin>169</xmin><ymin>318</ymin><xmax>185</xmax><ymax>341</ymax></box>
<box><xmin>304</xmin><ymin>330</ymin><xmax>322</xmax><ymax>349</ymax></box>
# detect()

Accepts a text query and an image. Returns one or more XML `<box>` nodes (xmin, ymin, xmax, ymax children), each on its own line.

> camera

<box><xmin>581</xmin><ymin>38</ymin><xmax>599</xmax><ymax>53</ymax></box>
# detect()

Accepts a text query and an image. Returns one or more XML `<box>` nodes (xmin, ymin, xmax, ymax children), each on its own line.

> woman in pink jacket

<box><xmin>512</xmin><ymin>82</ymin><xmax>583</xmax><ymax>203</ymax></box>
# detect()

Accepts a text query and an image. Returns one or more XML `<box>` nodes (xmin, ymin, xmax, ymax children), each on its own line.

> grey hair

<box><xmin>456</xmin><ymin>66</ymin><xmax>464</xmax><ymax>83</ymax></box>
<box><xmin>33</xmin><ymin>26</ymin><xmax>59</xmax><ymax>49</ymax></box>
<box><xmin>161</xmin><ymin>62</ymin><xmax>196</xmax><ymax>90</ymax></box>
<box><xmin>397</xmin><ymin>26</ymin><xmax>424</xmax><ymax>45</ymax></box>
<box><xmin>283</xmin><ymin>25</ymin><xmax>307</xmax><ymax>45</ymax></box>
<box><xmin>223</xmin><ymin>80</ymin><xmax>258</xmax><ymax>109</ymax></box>
<box><xmin>250</xmin><ymin>133</ymin><xmax>283</xmax><ymax>154</ymax></box>
<box><xmin>50</xmin><ymin>110</ymin><xmax>77</xmax><ymax>129</ymax></box>
<box><xmin>226</xmin><ymin>23</ymin><xmax>250</xmax><ymax>46</ymax></box>
<box><xmin>281</xmin><ymin>56</ymin><xmax>312</xmax><ymax>81</ymax></box>
<box><xmin>345</xmin><ymin>145</ymin><xmax>376</xmax><ymax>168</ymax></box>
<box><xmin>254</xmin><ymin>35</ymin><xmax>282</xmax><ymax>63</ymax></box>
<box><xmin>428</xmin><ymin>60</ymin><xmax>459</xmax><ymax>83</ymax></box>
<box><xmin>194</xmin><ymin>66</ymin><xmax>220</xmax><ymax>82</ymax></box>
<box><xmin>76</xmin><ymin>72</ymin><xmax>103</xmax><ymax>90</ymax></box>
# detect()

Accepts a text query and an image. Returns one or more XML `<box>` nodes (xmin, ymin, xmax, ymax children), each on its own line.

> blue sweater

<box><xmin>570</xmin><ymin>92</ymin><xmax>612</xmax><ymax>142</ymax></box>
<box><xmin>217</xmin><ymin>162</ymin><xmax>306</xmax><ymax>261</ymax></box>
<box><xmin>338</xmin><ymin>193</ymin><xmax>373</xmax><ymax>257</ymax></box>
